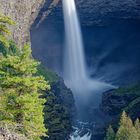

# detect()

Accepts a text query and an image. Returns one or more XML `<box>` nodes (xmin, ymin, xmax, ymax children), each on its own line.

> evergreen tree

<box><xmin>106</xmin><ymin>111</ymin><xmax>140</xmax><ymax>140</ymax></box>
<box><xmin>0</xmin><ymin>44</ymin><xmax>50</xmax><ymax>140</ymax></box>
<box><xmin>105</xmin><ymin>111</ymin><xmax>139</xmax><ymax>140</ymax></box>
<box><xmin>0</xmin><ymin>14</ymin><xmax>15</xmax><ymax>48</ymax></box>
<box><xmin>115</xmin><ymin>111</ymin><xmax>137</xmax><ymax>140</ymax></box>
<box><xmin>105</xmin><ymin>125</ymin><xmax>115</xmax><ymax>140</ymax></box>
<box><xmin>135</xmin><ymin>119</ymin><xmax>140</xmax><ymax>139</ymax></box>
<box><xmin>0</xmin><ymin>14</ymin><xmax>50</xmax><ymax>140</ymax></box>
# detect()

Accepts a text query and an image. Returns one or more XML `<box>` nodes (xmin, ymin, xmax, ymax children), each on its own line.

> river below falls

<box><xmin>70</xmin><ymin>121</ymin><xmax>92</xmax><ymax>140</ymax></box>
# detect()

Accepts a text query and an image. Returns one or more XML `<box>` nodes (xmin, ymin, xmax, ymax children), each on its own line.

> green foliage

<box><xmin>105</xmin><ymin>111</ymin><xmax>140</xmax><ymax>140</ymax></box>
<box><xmin>115</xmin><ymin>111</ymin><xmax>138</xmax><ymax>140</ymax></box>
<box><xmin>0</xmin><ymin>14</ymin><xmax>15</xmax><ymax>26</ymax></box>
<box><xmin>36</xmin><ymin>66</ymin><xmax>74</xmax><ymax>140</ymax></box>
<box><xmin>42</xmin><ymin>87</ymin><xmax>73</xmax><ymax>140</ymax></box>
<box><xmin>0</xmin><ymin>44</ymin><xmax>50</xmax><ymax>139</ymax></box>
<box><xmin>124</xmin><ymin>97</ymin><xmax>140</xmax><ymax>112</ymax></box>
<box><xmin>105</xmin><ymin>125</ymin><xmax>115</xmax><ymax>140</ymax></box>
<box><xmin>37</xmin><ymin>64</ymin><xmax>58</xmax><ymax>83</ymax></box>
<box><xmin>114</xmin><ymin>83</ymin><xmax>140</xmax><ymax>96</ymax></box>
<box><xmin>0</xmin><ymin>34</ymin><xmax>10</xmax><ymax>48</ymax></box>
<box><xmin>0</xmin><ymin>14</ymin><xmax>50</xmax><ymax>140</ymax></box>
<box><xmin>109</xmin><ymin>82</ymin><xmax>140</xmax><ymax>117</ymax></box>
<box><xmin>0</xmin><ymin>39</ymin><xmax>20</xmax><ymax>56</ymax></box>
<box><xmin>0</xmin><ymin>14</ymin><xmax>15</xmax><ymax>48</ymax></box>
<box><xmin>135</xmin><ymin>119</ymin><xmax>140</xmax><ymax>139</ymax></box>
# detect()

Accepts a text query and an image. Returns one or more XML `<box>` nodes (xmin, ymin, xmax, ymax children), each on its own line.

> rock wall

<box><xmin>0</xmin><ymin>0</ymin><xmax>45</xmax><ymax>47</ymax></box>
<box><xmin>37</xmin><ymin>65</ymin><xmax>76</xmax><ymax>140</ymax></box>
<box><xmin>101</xmin><ymin>83</ymin><xmax>140</xmax><ymax>119</ymax></box>
<box><xmin>1</xmin><ymin>0</ymin><xmax>140</xmax><ymax>46</ymax></box>
<box><xmin>76</xmin><ymin>0</ymin><xmax>140</xmax><ymax>25</ymax></box>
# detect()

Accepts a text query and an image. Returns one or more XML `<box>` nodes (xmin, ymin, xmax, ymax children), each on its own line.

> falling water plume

<box><xmin>62</xmin><ymin>0</ymin><xmax>114</xmax><ymax>105</ymax></box>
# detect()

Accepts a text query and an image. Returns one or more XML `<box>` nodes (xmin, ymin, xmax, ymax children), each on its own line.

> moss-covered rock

<box><xmin>37</xmin><ymin>64</ymin><xmax>76</xmax><ymax>140</ymax></box>
<box><xmin>101</xmin><ymin>82</ymin><xmax>140</xmax><ymax>119</ymax></box>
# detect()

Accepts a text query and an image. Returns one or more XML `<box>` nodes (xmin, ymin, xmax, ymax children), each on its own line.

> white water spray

<box><xmin>62</xmin><ymin>0</ymin><xmax>87</xmax><ymax>82</ymax></box>
<box><xmin>62</xmin><ymin>0</ymin><xmax>115</xmax><ymax>139</ymax></box>
<box><xmin>62</xmin><ymin>0</ymin><xmax>114</xmax><ymax>104</ymax></box>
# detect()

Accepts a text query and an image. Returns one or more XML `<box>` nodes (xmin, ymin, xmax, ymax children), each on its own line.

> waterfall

<box><xmin>62</xmin><ymin>0</ymin><xmax>114</xmax><ymax>105</ymax></box>
<box><xmin>62</xmin><ymin>0</ymin><xmax>87</xmax><ymax>82</ymax></box>
<box><xmin>62</xmin><ymin>0</ymin><xmax>115</xmax><ymax>139</ymax></box>
<box><xmin>70</xmin><ymin>133</ymin><xmax>91</xmax><ymax>140</ymax></box>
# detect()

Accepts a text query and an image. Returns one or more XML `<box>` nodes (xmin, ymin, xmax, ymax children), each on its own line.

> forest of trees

<box><xmin>106</xmin><ymin>111</ymin><xmax>140</xmax><ymax>140</ymax></box>
<box><xmin>0</xmin><ymin>14</ymin><xmax>50</xmax><ymax>140</ymax></box>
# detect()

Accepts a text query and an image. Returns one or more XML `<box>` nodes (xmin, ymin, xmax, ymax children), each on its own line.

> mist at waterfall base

<box><xmin>62</xmin><ymin>0</ymin><xmax>114</xmax><ymax>139</ymax></box>
<box><xmin>62</xmin><ymin>0</ymin><xmax>114</xmax><ymax>118</ymax></box>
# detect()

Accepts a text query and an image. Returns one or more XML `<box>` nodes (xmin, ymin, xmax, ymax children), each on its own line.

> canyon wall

<box><xmin>0</xmin><ymin>0</ymin><xmax>45</xmax><ymax>47</ymax></box>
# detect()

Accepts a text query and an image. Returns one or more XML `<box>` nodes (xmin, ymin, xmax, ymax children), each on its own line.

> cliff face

<box><xmin>1</xmin><ymin>0</ymin><xmax>139</xmax><ymax>48</ymax></box>
<box><xmin>0</xmin><ymin>0</ymin><xmax>45</xmax><ymax>47</ymax></box>
<box><xmin>1</xmin><ymin>0</ymin><xmax>140</xmax><ymax>46</ymax></box>
<box><xmin>37</xmin><ymin>65</ymin><xmax>76</xmax><ymax>140</ymax></box>
<box><xmin>76</xmin><ymin>0</ymin><xmax>140</xmax><ymax>25</ymax></box>
<box><xmin>101</xmin><ymin>83</ymin><xmax>140</xmax><ymax>120</ymax></box>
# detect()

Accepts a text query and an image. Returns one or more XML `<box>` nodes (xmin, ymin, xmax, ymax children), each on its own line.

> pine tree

<box><xmin>105</xmin><ymin>125</ymin><xmax>115</xmax><ymax>140</ymax></box>
<box><xmin>135</xmin><ymin>119</ymin><xmax>140</xmax><ymax>139</ymax></box>
<box><xmin>0</xmin><ymin>14</ymin><xmax>50</xmax><ymax>140</ymax></box>
<box><xmin>0</xmin><ymin>14</ymin><xmax>15</xmax><ymax>48</ymax></box>
<box><xmin>0</xmin><ymin>44</ymin><xmax>50</xmax><ymax>139</ymax></box>
<box><xmin>115</xmin><ymin>111</ymin><xmax>139</xmax><ymax>140</ymax></box>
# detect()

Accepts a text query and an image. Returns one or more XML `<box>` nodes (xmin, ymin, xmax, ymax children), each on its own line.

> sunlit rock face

<box><xmin>0</xmin><ymin>127</ymin><xmax>27</xmax><ymax>140</ymax></box>
<box><xmin>0</xmin><ymin>0</ymin><xmax>45</xmax><ymax>46</ymax></box>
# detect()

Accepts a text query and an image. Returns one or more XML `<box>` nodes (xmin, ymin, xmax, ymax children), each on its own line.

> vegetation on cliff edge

<box><xmin>0</xmin><ymin>14</ymin><xmax>50</xmax><ymax>140</ymax></box>
<box><xmin>105</xmin><ymin>111</ymin><xmax>140</xmax><ymax>140</ymax></box>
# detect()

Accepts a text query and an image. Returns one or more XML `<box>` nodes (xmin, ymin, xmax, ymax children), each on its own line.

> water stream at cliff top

<box><xmin>62</xmin><ymin>0</ymin><xmax>115</xmax><ymax>139</ymax></box>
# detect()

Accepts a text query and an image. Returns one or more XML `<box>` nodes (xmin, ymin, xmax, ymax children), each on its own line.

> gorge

<box><xmin>31</xmin><ymin>0</ymin><xmax>140</xmax><ymax>139</ymax></box>
<box><xmin>0</xmin><ymin>0</ymin><xmax>140</xmax><ymax>140</ymax></box>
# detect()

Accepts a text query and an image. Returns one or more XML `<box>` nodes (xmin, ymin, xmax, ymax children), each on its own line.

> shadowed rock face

<box><xmin>31</xmin><ymin>0</ymin><xmax>140</xmax><ymax>85</ymax></box>
<box><xmin>76</xmin><ymin>0</ymin><xmax>140</xmax><ymax>25</ymax></box>
<box><xmin>36</xmin><ymin>0</ymin><xmax>140</xmax><ymax>26</ymax></box>
<box><xmin>101</xmin><ymin>83</ymin><xmax>140</xmax><ymax>119</ymax></box>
